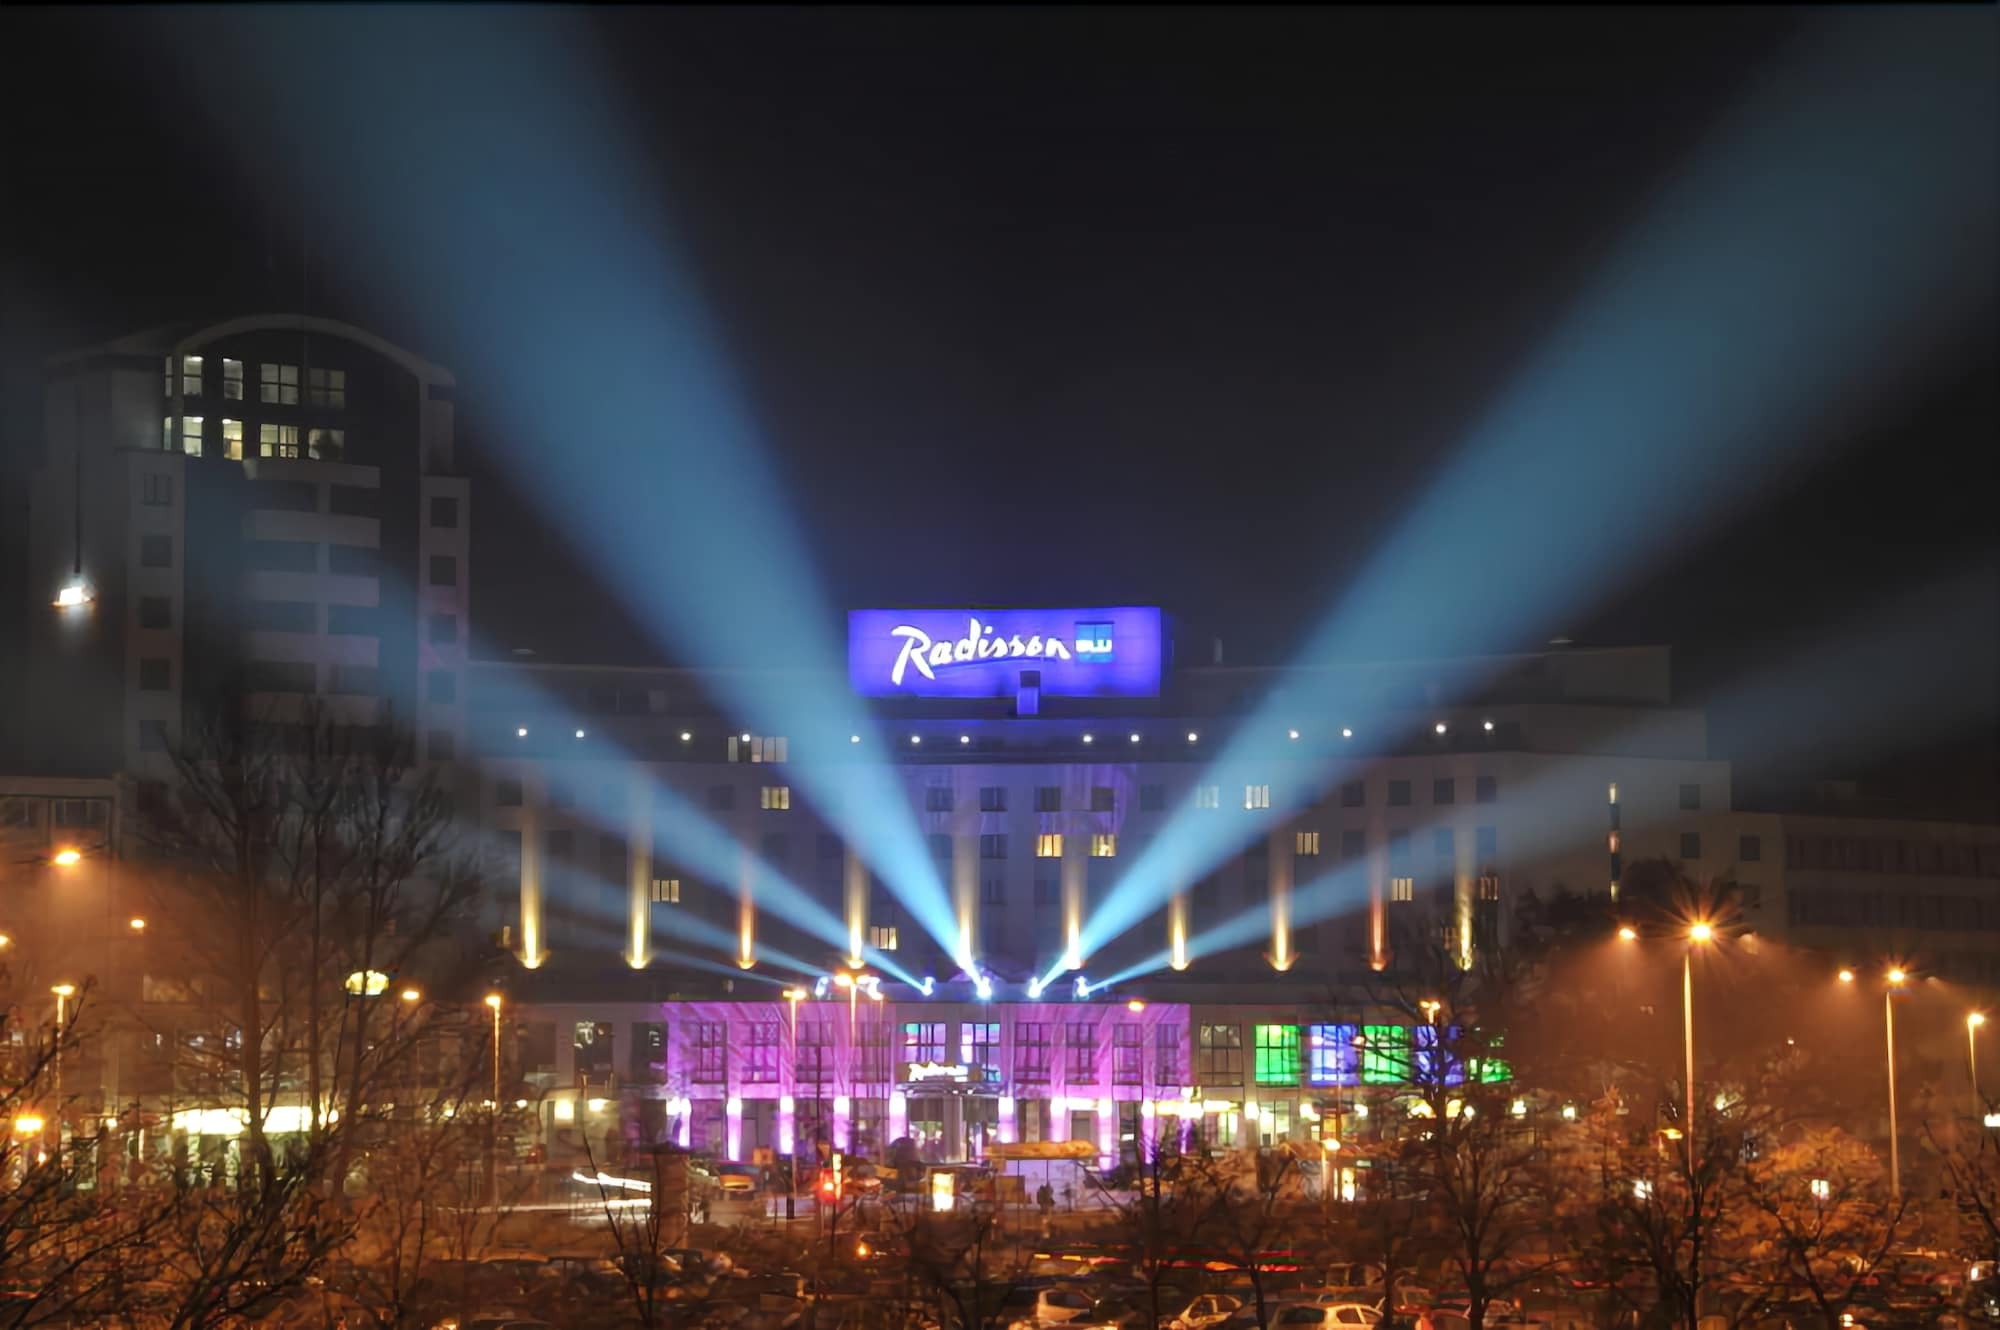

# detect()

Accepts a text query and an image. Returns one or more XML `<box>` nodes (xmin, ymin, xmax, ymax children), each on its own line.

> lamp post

<box><xmin>783</xmin><ymin>988</ymin><xmax>805</xmax><ymax>1221</ymax></box>
<box><xmin>1840</xmin><ymin>966</ymin><xmax>1906</xmax><ymax>1200</ymax></box>
<box><xmin>1969</xmin><ymin>1013</ymin><xmax>1986</xmax><ymax>1119</ymax></box>
<box><xmin>484</xmin><ymin>993</ymin><xmax>503</xmax><ymax>1206</ymax></box>
<box><xmin>1684</xmin><ymin>923</ymin><xmax>1713</xmax><ymax>1172</ymax></box>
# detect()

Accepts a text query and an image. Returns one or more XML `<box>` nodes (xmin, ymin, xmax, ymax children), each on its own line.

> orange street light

<box><xmin>51</xmin><ymin>848</ymin><xmax>82</xmax><ymax>868</ymax></box>
<box><xmin>128</xmin><ymin>917</ymin><xmax>146</xmax><ymax>932</ymax></box>
<box><xmin>1838</xmin><ymin>968</ymin><xmax>1856</xmax><ymax>983</ymax></box>
<box><xmin>1887</xmin><ymin>967</ymin><xmax>1908</xmax><ymax>985</ymax></box>
<box><xmin>400</xmin><ymin>987</ymin><xmax>422</xmax><ymax>1004</ymax></box>
<box><xmin>1689</xmin><ymin>922</ymin><xmax>1715</xmax><ymax>944</ymax></box>
<box><xmin>1617</xmin><ymin>926</ymin><xmax>1638</xmax><ymax>941</ymax></box>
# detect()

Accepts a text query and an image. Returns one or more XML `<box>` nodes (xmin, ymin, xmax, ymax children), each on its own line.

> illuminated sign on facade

<box><xmin>848</xmin><ymin>607</ymin><xmax>1164</xmax><ymax>699</ymax></box>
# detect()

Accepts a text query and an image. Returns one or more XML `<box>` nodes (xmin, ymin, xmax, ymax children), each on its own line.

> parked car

<box><xmin>1169</xmin><ymin>1294</ymin><xmax>1245</xmax><ymax>1330</ymax></box>
<box><xmin>1006</xmin><ymin>1286</ymin><xmax>1101</xmax><ymax>1329</ymax></box>
<box><xmin>1270</xmin><ymin>1304</ymin><xmax>1383</xmax><ymax>1330</ymax></box>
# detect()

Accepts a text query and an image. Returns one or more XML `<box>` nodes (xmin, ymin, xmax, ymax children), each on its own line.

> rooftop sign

<box><xmin>848</xmin><ymin>607</ymin><xmax>1164</xmax><ymax>699</ymax></box>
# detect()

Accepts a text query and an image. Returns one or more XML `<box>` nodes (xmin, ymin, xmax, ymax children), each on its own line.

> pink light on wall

<box><xmin>889</xmin><ymin>1091</ymin><xmax>907</xmax><ymax>1143</ymax></box>
<box><xmin>832</xmin><ymin>1094</ymin><xmax>851</xmax><ymax>1152</ymax></box>
<box><xmin>1095</xmin><ymin>1098</ymin><xmax>1115</xmax><ymax>1169</ymax></box>
<box><xmin>779</xmin><ymin>1095</ymin><xmax>795</xmax><ymax>1154</ymax></box>
<box><xmin>726</xmin><ymin>1097</ymin><xmax>743</xmax><ymax>1161</ymax></box>
<box><xmin>998</xmin><ymin>1095</ymin><xmax>1016</xmax><ymax>1144</ymax></box>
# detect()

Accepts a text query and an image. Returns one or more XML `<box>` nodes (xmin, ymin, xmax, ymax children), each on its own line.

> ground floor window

<box><xmin>908</xmin><ymin>1097</ymin><xmax>947</xmax><ymax>1160</ymax></box>
<box><xmin>851</xmin><ymin>1097</ymin><xmax>887</xmax><ymax>1157</ymax></box>
<box><xmin>964</xmin><ymin>1098</ymin><xmax>998</xmax><ymax>1160</ymax></box>
<box><xmin>1018</xmin><ymin>1097</ymin><xmax>1051</xmax><ymax>1143</ymax></box>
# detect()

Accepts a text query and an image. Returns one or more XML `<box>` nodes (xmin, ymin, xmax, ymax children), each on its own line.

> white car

<box><xmin>1272</xmin><ymin>1304</ymin><xmax>1382</xmax><ymax>1330</ymax></box>
<box><xmin>1007</xmin><ymin>1288</ymin><xmax>1100</xmax><ymax>1328</ymax></box>
<box><xmin>1170</xmin><ymin>1295</ymin><xmax>1245</xmax><ymax>1330</ymax></box>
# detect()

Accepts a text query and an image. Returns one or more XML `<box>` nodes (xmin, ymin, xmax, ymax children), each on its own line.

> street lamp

<box><xmin>782</xmin><ymin>988</ymin><xmax>806</xmax><ymax>1220</ymax></box>
<box><xmin>483</xmin><ymin>993</ymin><xmax>504</xmax><ymax>1103</ymax></box>
<box><xmin>1970</xmin><ymin>1013</ymin><xmax>1988</xmax><ymax>1118</ymax></box>
<box><xmin>484</xmin><ymin>992</ymin><xmax>504</xmax><ymax>1205</ymax></box>
<box><xmin>400</xmin><ymin>987</ymin><xmax>422</xmax><ymax>1004</ymax></box>
<box><xmin>1617</xmin><ymin>926</ymin><xmax>1638</xmax><ymax>941</ymax></box>
<box><xmin>1682</xmin><ymin>923</ymin><xmax>1715</xmax><ymax>1172</ymax></box>
<box><xmin>1842</xmin><ymin>966</ymin><xmax>1908</xmax><ymax>1199</ymax></box>
<box><xmin>51</xmin><ymin>983</ymin><xmax>77</xmax><ymax>1111</ymax></box>
<box><xmin>51</xmin><ymin>847</ymin><xmax>83</xmax><ymax>868</ymax></box>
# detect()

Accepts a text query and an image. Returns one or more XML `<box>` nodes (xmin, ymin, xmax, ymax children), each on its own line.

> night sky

<box><xmin>2</xmin><ymin>8</ymin><xmax>1993</xmax><ymax>811</ymax></box>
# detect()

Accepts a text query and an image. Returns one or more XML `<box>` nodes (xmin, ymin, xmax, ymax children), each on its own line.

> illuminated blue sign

<box><xmin>848</xmin><ymin>607</ymin><xmax>1164</xmax><ymax>699</ymax></box>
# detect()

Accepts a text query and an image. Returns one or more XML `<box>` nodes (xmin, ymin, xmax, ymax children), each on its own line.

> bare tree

<box><xmin>1739</xmin><ymin>1126</ymin><xmax>1905</xmax><ymax>1329</ymax></box>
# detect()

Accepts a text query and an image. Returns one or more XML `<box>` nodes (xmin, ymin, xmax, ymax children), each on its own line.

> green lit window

<box><xmin>1361</xmin><ymin>1024</ymin><xmax>1410</xmax><ymax>1085</ymax></box>
<box><xmin>1477</xmin><ymin>1032</ymin><xmax>1511</xmax><ymax>1083</ymax></box>
<box><xmin>1253</xmin><ymin>1024</ymin><xmax>1300</xmax><ymax>1085</ymax></box>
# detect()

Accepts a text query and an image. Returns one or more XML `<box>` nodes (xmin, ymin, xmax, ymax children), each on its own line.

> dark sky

<box><xmin>2</xmin><ymin>7</ymin><xmax>1993</xmax><ymax>810</ymax></box>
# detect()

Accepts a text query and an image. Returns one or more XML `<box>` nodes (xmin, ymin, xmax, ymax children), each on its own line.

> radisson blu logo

<box><xmin>847</xmin><ymin>607</ymin><xmax>1163</xmax><ymax>699</ymax></box>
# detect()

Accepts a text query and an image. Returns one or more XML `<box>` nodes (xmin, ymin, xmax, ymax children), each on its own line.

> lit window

<box><xmin>221</xmin><ymin>419</ymin><xmax>243</xmax><ymax>460</ymax></box>
<box><xmin>730</xmin><ymin>734</ymin><xmax>789</xmax><ymax>763</ymax></box>
<box><xmin>650</xmin><ymin>877</ymin><xmax>680</xmax><ymax>904</ymax></box>
<box><xmin>1296</xmin><ymin>831</ymin><xmax>1320</xmax><ymax>856</ymax></box>
<box><xmin>260</xmin><ymin>362</ymin><xmax>299</xmax><ymax>405</ymax></box>
<box><xmin>1477</xmin><ymin>875</ymin><xmax>1500</xmax><ymax>901</ymax></box>
<box><xmin>1253</xmin><ymin>1025</ymin><xmax>1301</xmax><ymax>1085</ymax></box>
<box><xmin>1607</xmin><ymin>782</ymin><xmax>1619</xmax><ymax>805</ymax></box>
<box><xmin>1090</xmin><ymin>834</ymin><xmax>1116</xmax><ymax>859</ymax></box>
<box><xmin>1391</xmin><ymin>876</ymin><xmax>1415</xmax><ymax>903</ymax></box>
<box><xmin>259</xmin><ymin>424</ymin><xmax>301</xmax><ymax>459</ymax></box>
<box><xmin>306</xmin><ymin>428</ymin><xmax>344</xmax><ymax>461</ymax></box>
<box><xmin>760</xmin><ymin>786</ymin><xmax>791</xmax><ymax>811</ymax></box>
<box><xmin>869</xmin><ymin>925</ymin><xmax>899</xmax><ymax>951</ymax></box>
<box><xmin>1036</xmin><ymin>833</ymin><xmax>1064</xmax><ymax>859</ymax></box>
<box><xmin>1195</xmin><ymin>785</ymin><xmax>1220</xmax><ymax>810</ymax></box>
<box><xmin>1244</xmin><ymin>784</ymin><xmax>1271</xmax><ymax>810</ymax></box>
<box><xmin>163</xmin><ymin>354</ymin><xmax>202</xmax><ymax>397</ymax></box>
<box><xmin>180</xmin><ymin>417</ymin><xmax>203</xmax><ymax>457</ymax></box>
<box><xmin>222</xmin><ymin>358</ymin><xmax>243</xmax><ymax>400</ymax></box>
<box><xmin>161</xmin><ymin>416</ymin><xmax>171</xmax><ymax>451</ymax></box>
<box><xmin>307</xmin><ymin>367</ymin><xmax>346</xmax><ymax>408</ymax></box>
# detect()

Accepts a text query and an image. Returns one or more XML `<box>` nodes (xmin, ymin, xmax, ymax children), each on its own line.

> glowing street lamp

<box><xmin>51</xmin><ymin>847</ymin><xmax>82</xmax><ymax>868</ymax></box>
<box><xmin>1617</xmin><ymin>925</ymin><xmax>1638</xmax><ymax>941</ymax></box>
<box><xmin>1681</xmin><ymin>922</ymin><xmax>1716</xmax><ymax>1170</ymax></box>
<box><xmin>127</xmin><ymin>917</ymin><xmax>146</xmax><ymax>932</ymax></box>
<box><xmin>1970</xmin><ymin>1012</ymin><xmax>1988</xmax><ymax>1117</ymax></box>
<box><xmin>400</xmin><ymin>987</ymin><xmax>422</xmax><ymax>1004</ymax></box>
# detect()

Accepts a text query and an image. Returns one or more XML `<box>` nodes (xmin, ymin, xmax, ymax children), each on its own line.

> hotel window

<box><xmin>575</xmin><ymin>1021</ymin><xmax>615</xmax><ymax>1081</ymax></box>
<box><xmin>926</xmin><ymin>833</ymin><xmax>951</xmax><ymax>862</ymax></box>
<box><xmin>1341</xmin><ymin>829</ymin><xmax>1365</xmax><ymax>861</ymax></box>
<box><xmin>1090</xmin><ymin>786</ymin><xmax>1115</xmax><ymax>812</ymax></box>
<box><xmin>981</xmin><ymin>876</ymin><xmax>1004</xmax><ymax>905</ymax></box>
<box><xmin>1476</xmin><ymin>825</ymin><xmax>1498</xmax><ymax>860</ymax></box>
<box><xmin>1388</xmin><ymin>780</ymin><xmax>1412</xmax><ymax>807</ymax></box>
<box><xmin>139</xmin><ymin>720</ymin><xmax>168</xmax><ymax>752</ymax></box>
<box><xmin>494</xmin><ymin>779</ymin><xmax>523</xmax><ymax>808</ymax></box>
<box><xmin>427</xmin><ymin>613</ymin><xmax>456</xmax><ymax>644</ymax></box>
<box><xmin>1389</xmin><ymin>830</ymin><xmax>1411</xmax><ymax>865</ymax></box>
<box><xmin>220</xmin><ymin>419</ymin><xmax>243</xmax><ymax>460</ymax></box>
<box><xmin>1244</xmin><ymin>784</ymin><xmax>1271</xmax><ymax>811</ymax></box>
<box><xmin>260</xmin><ymin>362</ymin><xmax>299</xmax><ymax>405</ymax></box>
<box><xmin>1090</xmin><ymin>834</ymin><xmax>1116</xmax><ymax>858</ymax></box>
<box><xmin>760</xmin><ymin>785</ymin><xmax>791</xmax><ymax>811</ymax></box>
<box><xmin>1036</xmin><ymin>833</ymin><xmax>1063</xmax><ymax>859</ymax></box>
<box><xmin>1434</xmin><ymin>778</ymin><xmax>1455</xmax><ymax>805</ymax></box>
<box><xmin>177</xmin><ymin>417</ymin><xmax>202</xmax><ymax>457</ymax></box>
<box><xmin>306</xmin><ymin>428</ymin><xmax>344</xmax><ymax>461</ymax></box>
<box><xmin>1308</xmin><ymin>1023</ymin><xmax>1360</xmax><ymax>1086</ymax></box>
<box><xmin>1015</xmin><ymin>1024</ymin><xmax>1050</xmax><ymax>1083</ymax></box>
<box><xmin>707</xmin><ymin>785</ymin><xmax>734</xmax><ymax>812</ymax></box>
<box><xmin>1679</xmin><ymin>783</ymin><xmax>1702</xmax><ymax>811</ymax></box>
<box><xmin>1680</xmin><ymin>832</ymin><xmax>1702</xmax><ymax>861</ymax></box>
<box><xmin>1475</xmin><ymin>775</ymin><xmax>1497</xmax><ymax>804</ymax></box>
<box><xmin>691</xmin><ymin>1022</ymin><xmax>726</xmax><ymax>1083</ymax></box>
<box><xmin>1360</xmin><ymin>1024</ymin><xmax>1410</xmax><ymax>1085</ymax></box>
<box><xmin>902</xmin><ymin>1022</ymin><xmax>946</xmax><ymax>1063</ymax></box>
<box><xmin>307</xmin><ymin>366</ymin><xmax>347</xmax><ymax>408</ymax></box>
<box><xmin>961</xmin><ymin>1021</ymin><xmax>1001</xmax><ymax>1077</ymax></box>
<box><xmin>634</xmin><ymin>1022</ymin><xmax>668</xmax><ymax>1085</ymax></box>
<box><xmin>1154</xmin><ymin>1025</ymin><xmax>1182</xmax><ymax>1084</ymax></box>
<box><xmin>1113</xmin><ymin>1025</ymin><xmax>1143</xmax><ymax>1085</ymax></box>
<box><xmin>1065</xmin><ymin>1023</ymin><xmax>1096</xmax><ymax>1078</ymax></box>
<box><xmin>979</xmin><ymin>833</ymin><xmax>1007</xmax><ymax>860</ymax></box>
<box><xmin>1740</xmin><ymin>835</ymin><xmax>1762</xmax><ymax>863</ymax></box>
<box><xmin>175</xmin><ymin>354</ymin><xmax>203</xmax><ymax>396</ymax></box>
<box><xmin>868</xmin><ymin>924</ymin><xmax>899</xmax><ymax>951</ymax></box>
<box><xmin>1296</xmin><ymin>831</ymin><xmax>1320</xmax><ymax>857</ymax></box>
<box><xmin>140</xmin><ymin>534</ymin><xmax>173</xmax><ymax>569</ymax></box>
<box><xmin>1196</xmin><ymin>1024</ymin><xmax>1242</xmax><ymax>1080</ymax></box>
<box><xmin>259</xmin><ymin>423</ymin><xmax>301</xmax><ymax>458</ymax></box>
<box><xmin>745</xmin><ymin>1021</ymin><xmax>780</xmax><ymax>1082</ymax></box>
<box><xmin>853</xmin><ymin>1021</ymin><xmax>890</xmax><ymax>1082</ymax></box>
<box><xmin>1433</xmin><ymin>828</ymin><xmax>1454</xmax><ymax>858</ymax></box>
<box><xmin>650</xmin><ymin>877</ymin><xmax>680</xmax><ymax>904</ymax></box>
<box><xmin>1254</xmin><ymin>1025</ymin><xmax>1300</xmax><ymax>1085</ymax></box>
<box><xmin>1195</xmin><ymin>785</ymin><xmax>1220</xmax><ymax>810</ymax></box>
<box><xmin>428</xmin><ymin>555</ymin><xmax>458</xmax><ymax>588</ymax></box>
<box><xmin>222</xmin><ymin>358</ymin><xmax>243</xmax><ymax>399</ymax></box>
<box><xmin>759</xmin><ymin>832</ymin><xmax>790</xmax><ymax>865</ymax></box>
<box><xmin>430</xmin><ymin>495</ymin><xmax>459</xmax><ymax>528</ymax></box>
<box><xmin>926</xmin><ymin>786</ymin><xmax>954</xmax><ymax>812</ymax></box>
<box><xmin>1035</xmin><ymin>786</ymin><xmax>1061</xmax><ymax>812</ymax></box>
<box><xmin>796</xmin><ymin>1019</ymin><xmax>831</xmax><ymax>1083</ymax></box>
<box><xmin>1341</xmin><ymin>780</ymin><xmax>1365</xmax><ymax>808</ymax></box>
<box><xmin>1391</xmin><ymin>876</ymin><xmax>1415</xmax><ymax>903</ymax></box>
<box><xmin>161</xmin><ymin>416</ymin><xmax>171</xmax><ymax>451</ymax></box>
<box><xmin>141</xmin><ymin>473</ymin><xmax>172</xmax><ymax>507</ymax></box>
<box><xmin>980</xmin><ymin>785</ymin><xmax>1006</xmax><ymax>812</ymax></box>
<box><xmin>1140</xmin><ymin>784</ymin><xmax>1165</xmax><ymax>812</ymax></box>
<box><xmin>138</xmin><ymin>657</ymin><xmax>171</xmax><ymax>691</ymax></box>
<box><xmin>1032</xmin><ymin>863</ymin><xmax>1059</xmax><ymax>905</ymax></box>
